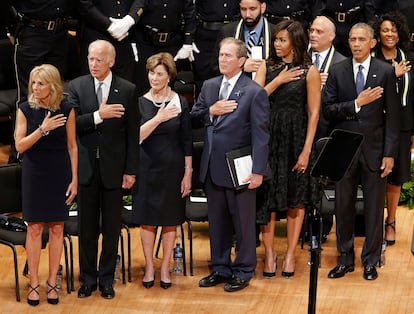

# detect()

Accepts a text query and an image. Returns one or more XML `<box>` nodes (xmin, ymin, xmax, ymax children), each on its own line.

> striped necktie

<box><xmin>314</xmin><ymin>53</ymin><xmax>320</xmax><ymax>70</ymax></box>
<box><xmin>247</xmin><ymin>30</ymin><xmax>256</xmax><ymax>58</ymax></box>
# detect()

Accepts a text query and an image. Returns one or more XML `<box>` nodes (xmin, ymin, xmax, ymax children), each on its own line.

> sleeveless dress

<box><xmin>257</xmin><ymin>62</ymin><xmax>316</xmax><ymax>222</ymax></box>
<box><xmin>132</xmin><ymin>95</ymin><xmax>192</xmax><ymax>226</ymax></box>
<box><xmin>20</xmin><ymin>100</ymin><xmax>72</xmax><ymax>222</ymax></box>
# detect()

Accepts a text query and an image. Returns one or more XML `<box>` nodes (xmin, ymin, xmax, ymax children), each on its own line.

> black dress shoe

<box><xmin>160</xmin><ymin>280</ymin><xmax>172</xmax><ymax>289</ymax></box>
<box><xmin>199</xmin><ymin>271</ymin><xmax>230</xmax><ymax>287</ymax></box>
<box><xmin>78</xmin><ymin>284</ymin><xmax>97</xmax><ymax>298</ymax></box>
<box><xmin>363</xmin><ymin>265</ymin><xmax>378</xmax><ymax>280</ymax></box>
<box><xmin>100</xmin><ymin>285</ymin><xmax>115</xmax><ymax>299</ymax></box>
<box><xmin>328</xmin><ymin>264</ymin><xmax>355</xmax><ymax>279</ymax></box>
<box><xmin>223</xmin><ymin>277</ymin><xmax>249</xmax><ymax>292</ymax></box>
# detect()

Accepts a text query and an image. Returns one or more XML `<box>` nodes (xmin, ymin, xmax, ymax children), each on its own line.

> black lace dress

<box><xmin>257</xmin><ymin>62</ymin><xmax>317</xmax><ymax>223</ymax></box>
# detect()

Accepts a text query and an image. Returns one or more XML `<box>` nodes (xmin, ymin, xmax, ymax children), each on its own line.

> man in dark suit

<box><xmin>191</xmin><ymin>37</ymin><xmax>269</xmax><ymax>292</ymax></box>
<box><xmin>68</xmin><ymin>40</ymin><xmax>140</xmax><ymax>298</ymax></box>
<box><xmin>309</xmin><ymin>15</ymin><xmax>347</xmax><ymax>242</ymax></box>
<box><xmin>322</xmin><ymin>23</ymin><xmax>400</xmax><ymax>280</ymax></box>
<box><xmin>212</xmin><ymin>0</ymin><xmax>274</xmax><ymax>76</ymax></box>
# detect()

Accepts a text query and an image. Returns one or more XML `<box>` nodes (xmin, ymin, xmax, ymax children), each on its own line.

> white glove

<box><xmin>107</xmin><ymin>15</ymin><xmax>135</xmax><ymax>41</ymax></box>
<box><xmin>174</xmin><ymin>43</ymin><xmax>200</xmax><ymax>62</ymax></box>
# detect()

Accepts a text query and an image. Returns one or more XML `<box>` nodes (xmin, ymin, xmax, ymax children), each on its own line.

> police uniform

<box><xmin>78</xmin><ymin>0</ymin><xmax>145</xmax><ymax>82</ymax></box>
<box><xmin>193</xmin><ymin>0</ymin><xmax>239</xmax><ymax>96</ymax></box>
<box><xmin>12</xmin><ymin>0</ymin><xmax>73</xmax><ymax>104</ymax></box>
<box><xmin>134</xmin><ymin>0</ymin><xmax>195</xmax><ymax>96</ymax></box>
<box><xmin>265</xmin><ymin>0</ymin><xmax>324</xmax><ymax>29</ymax></box>
<box><xmin>364</xmin><ymin>0</ymin><xmax>398</xmax><ymax>21</ymax></box>
<box><xmin>321</xmin><ymin>1</ymin><xmax>366</xmax><ymax>57</ymax></box>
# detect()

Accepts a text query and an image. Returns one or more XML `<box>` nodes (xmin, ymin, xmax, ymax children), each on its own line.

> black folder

<box><xmin>226</xmin><ymin>146</ymin><xmax>252</xmax><ymax>190</ymax></box>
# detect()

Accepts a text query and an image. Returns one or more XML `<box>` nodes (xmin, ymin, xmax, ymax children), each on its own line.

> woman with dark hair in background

<box><xmin>254</xmin><ymin>20</ymin><xmax>320</xmax><ymax>278</ymax></box>
<box><xmin>371</xmin><ymin>11</ymin><xmax>414</xmax><ymax>246</ymax></box>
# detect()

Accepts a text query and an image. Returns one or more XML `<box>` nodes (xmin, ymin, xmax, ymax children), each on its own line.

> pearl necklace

<box><xmin>150</xmin><ymin>87</ymin><xmax>171</xmax><ymax>108</ymax></box>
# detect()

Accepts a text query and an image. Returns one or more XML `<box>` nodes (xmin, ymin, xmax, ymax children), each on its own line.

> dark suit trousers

<box><xmin>78</xmin><ymin>161</ymin><xmax>122</xmax><ymax>287</ymax></box>
<box><xmin>205</xmin><ymin>174</ymin><xmax>257</xmax><ymax>281</ymax></box>
<box><xmin>335</xmin><ymin>152</ymin><xmax>385</xmax><ymax>266</ymax></box>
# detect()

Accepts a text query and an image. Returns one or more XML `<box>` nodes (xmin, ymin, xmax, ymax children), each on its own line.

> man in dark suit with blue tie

<box><xmin>68</xmin><ymin>40</ymin><xmax>140</xmax><ymax>299</ymax></box>
<box><xmin>322</xmin><ymin>23</ymin><xmax>400</xmax><ymax>281</ymax></box>
<box><xmin>191</xmin><ymin>37</ymin><xmax>269</xmax><ymax>292</ymax></box>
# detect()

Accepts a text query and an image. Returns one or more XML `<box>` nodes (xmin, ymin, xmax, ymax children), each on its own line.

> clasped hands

<box><xmin>107</xmin><ymin>15</ymin><xmax>135</xmax><ymax>41</ymax></box>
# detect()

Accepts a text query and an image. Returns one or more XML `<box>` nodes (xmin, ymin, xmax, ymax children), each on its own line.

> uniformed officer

<box><xmin>364</xmin><ymin>0</ymin><xmax>398</xmax><ymax>22</ymax></box>
<box><xmin>321</xmin><ymin>1</ymin><xmax>367</xmax><ymax>57</ymax></box>
<box><xmin>6</xmin><ymin>0</ymin><xmax>76</xmax><ymax>163</ymax></box>
<box><xmin>192</xmin><ymin>0</ymin><xmax>240</xmax><ymax>97</ymax></box>
<box><xmin>78</xmin><ymin>0</ymin><xmax>145</xmax><ymax>83</ymax></box>
<box><xmin>265</xmin><ymin>0</ymin><xmax>324</xmax><ymax>30</ymax></box>
<box><xmin>133</xmin><ymin>0</ymin><xmax>196</xmax><ymax>96</ymax></box>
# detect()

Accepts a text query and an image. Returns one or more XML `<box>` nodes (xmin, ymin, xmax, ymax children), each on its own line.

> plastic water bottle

<box><xmin>114</xmin><ymin>254</ymin><xmax>121</xmax><ymax>281</ymax></box>
<box><xmin>56</xmin><ymin>264</ymin><xmax>62</xmax><ymax>291</ymax></box>
<box><xmin>307</xmin><ymin>235</ymin><xmax>318</xmax><ymax>266</ymax></box>
<box><xmin>172</xmin><ymin>243</ymin><xmax>183</xmax><ymax>273</ymax></box>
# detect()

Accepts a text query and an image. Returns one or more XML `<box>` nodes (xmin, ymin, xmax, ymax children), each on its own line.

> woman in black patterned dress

<box><xmin>255</xmin><ymin>20</ymin><xmax>320</xmax><ymax>278</ymax></box>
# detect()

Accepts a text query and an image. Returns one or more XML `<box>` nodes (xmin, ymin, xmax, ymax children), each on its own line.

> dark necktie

<box><xmin>314</xmin><ymin>53</ymin><xmax>320</xmax><ymax>70</ymax></box>
<box><xmin>96</xmin><ymin>82</ymin><xmax>103</xmax><ymax>105</ymax></box>
<box><xmin>247</xmin><ymin>30</ymin><xmax>256</xmax><ymax>58</ymax></box>
<box><xmin>356</xmin><ymin>65</ymin><xmax>364</xmax><ymax>95</ymax></box>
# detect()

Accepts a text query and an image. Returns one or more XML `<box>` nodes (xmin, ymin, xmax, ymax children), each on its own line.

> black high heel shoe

<box><xmin>46</xmin><ymin>280</ymin><xmax>59</xmax><ymax>305</ymax></box>
<box><xmin>160</xmin><ymin>280</ymin><xmax>172</xmax><ymax>289</ymax></box>
<box><xmin>27</xmin><ymin>284</ymin><xmax>40</xmax><ymax>306</ymax></box>
<box><xmin>384</xmin><ymin>218</ymin><xmax>396</xmax><ymax>246</ymax></box>
<box><xmin>142</xmin><ymin>278</ymin><xmax>155</xmax><ymax>289</ymax></box>
<box><xmin>263</xmin><ymin>254</ymin><xmax>277</xmax><ymax>278</ymax></box>
<box><xmin>142</xmin><ymin>271</ymin><xmax>155</xmax><ymax>289</ymax></box>
<box><xmin>281</xmin><ymin>259</ymin><xmax>295</xmax><ymax>279</ymax></box>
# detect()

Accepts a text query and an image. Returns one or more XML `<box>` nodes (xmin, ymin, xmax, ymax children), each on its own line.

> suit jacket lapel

<box><xmin>365</xmin><ymin>59</ymin><xmax>380</xmax><ymax>89</ymax></box>
<box><xmin>107</xmin><ymin>75</ymin><xmax>121</xmax><ymax>104</ymax></box>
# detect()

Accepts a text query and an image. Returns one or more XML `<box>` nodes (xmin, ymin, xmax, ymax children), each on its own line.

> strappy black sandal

<box><xmin>27</xmin><ymin>284</ymin><xmax>40</xmax><ymax>306</ymax></box>
<box><xmin>385</xmin><ymin>218</ymin><xmax>396</xmax><ymax>246</ymax></box>
<box><xmin>46</xmin><ymin>280</ymin><xmax>59</xmax><ymax>305</ymax></box>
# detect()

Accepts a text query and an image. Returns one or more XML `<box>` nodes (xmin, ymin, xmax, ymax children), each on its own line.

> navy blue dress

<box><xmin>20</xmin><ymin>100</ymin><xmax>72</xmax><ymax>222</ymax></box>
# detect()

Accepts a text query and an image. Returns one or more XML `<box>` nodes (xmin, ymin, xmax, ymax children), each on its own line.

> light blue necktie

<box><xmin>356</xmin><ymin>65</ymin><xmax>364</xmax><ymax>95</ymax></box>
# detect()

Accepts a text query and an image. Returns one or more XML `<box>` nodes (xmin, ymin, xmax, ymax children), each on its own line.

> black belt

<box><xmin>199</xmin><ymin>20</ymin><xmax>231</xmax><ymax>31</ymax></box>
<box><xmin>23</xmin><ymin>17</ymin><xmax>67</xmax><ymax>32</ymax></box>
<box><xmin>265</xmin><ymin>10</ymin><xmax>304</xmax><ymax>24</ymax></box>
<box><xmin>144</xmin><ymin>25</ymin><xmax>177</xmax><ymax>46</ymax></box>
<box><xmin>333</xmin><ymin>7</ymin><xmax>361</xmax><ymax>24</ymax></box>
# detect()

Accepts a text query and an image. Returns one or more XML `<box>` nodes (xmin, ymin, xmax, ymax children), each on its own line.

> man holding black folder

<box><xmin>191</xmin><ymin>37</ymin><xmax>269</xmax><ymax>292</ymax></box>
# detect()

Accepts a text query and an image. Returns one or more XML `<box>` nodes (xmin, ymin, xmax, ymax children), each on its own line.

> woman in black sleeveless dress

<box><xmin>15</xmin><ymin>64</ymin><xmax>77</xmax><ymax>305</ymax></box>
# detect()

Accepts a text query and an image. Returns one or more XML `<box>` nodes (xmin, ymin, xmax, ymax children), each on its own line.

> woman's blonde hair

<box><xmin>28</xmin><ymin>64</ymin><xmax>63</xmax><ymax>111</ymax></box>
